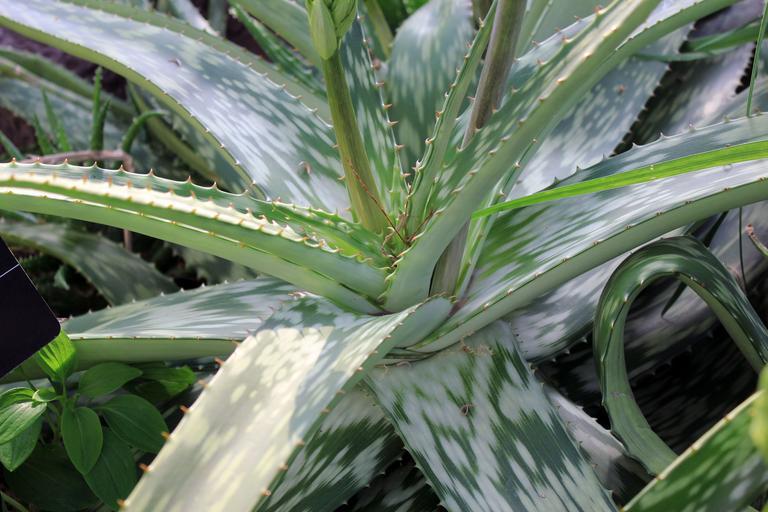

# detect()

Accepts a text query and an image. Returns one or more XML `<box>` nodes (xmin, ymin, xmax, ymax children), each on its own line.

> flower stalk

<box><xmin>431</xmin><ymin>0</ymin><xmax>525</xmax><ymax>296</ymax></box>
<box><xmin>308</xmin><ymin>0</ymin><xmax>389</xmax><ymax>233</ymax></box>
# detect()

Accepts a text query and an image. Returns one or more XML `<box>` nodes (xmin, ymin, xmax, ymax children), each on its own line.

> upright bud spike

<box><xmin>308</xmin><ymin>0</ymin><xmax>337</xmax><ymax>60</ymax></box>
<box><xmin>306</xmin><ymin>0</ymin><xmax>358</xmax><ymax>60</ymax></box>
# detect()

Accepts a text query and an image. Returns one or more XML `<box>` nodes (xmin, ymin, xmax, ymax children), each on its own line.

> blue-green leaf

<box><xmin>121</xmin><ymin>296</ymin><xmax>450</xmax><ymax>511</ymax></box>
<box><xmin>368</xmin><ymin>322</ymin><xmax>615</xmax><ymax>511</ymax></box>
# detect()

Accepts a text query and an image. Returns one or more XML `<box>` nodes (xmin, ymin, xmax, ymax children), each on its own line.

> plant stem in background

<box><xmin>322</xmin><ymin>52</ymin><xmax>389</xmax><ymax>233</ymax></box>
<box><xmin>363</xmin><ymin>0</ymin><xmax>394</xmax><ymax>58</ymax></box>
<box><xmin>431</xmin><ymin>0</ymin><xmax>525</xmax><ymax>296</ymax></box>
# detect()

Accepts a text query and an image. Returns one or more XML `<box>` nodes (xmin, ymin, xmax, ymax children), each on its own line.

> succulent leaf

<box><xmin>0</xmin><ymin>0</ymin><xmax>345</xmax><ymax>206</ymax></box>
<box><xmin>593</xmin><ymin>236</ymin><xmax>768</xmax><ymax>474</ymax></box>
<box><xmin>0</xmin><ymin>162</ymin><xmax>386</xmax><ymax>311</ymax></box>
<box><xmin>0</xmin><ymin>219</ymin><xmax>177</xmax><ymax>305</ymax></box>
<box><xmin>386</xmin><ymin>0</ymin><xmax>474</xmax><ymax>171</ymax></box>
<box><xmin>401</xmin><ymin>116</ymin><xmax>768</xmax><ymax>355</ymax></box>
<box><xmin>121</xmin><ymin>296</ymin><xmax>450</xmax><ymax>511</ymax></box>
<box><xmin>368</xmin><ymin>322</ymin><xmax>616</xmax><ymax>511</ymax></box>
<box><xmin>624</xmin><ymin>393</ymin><xmax>768</xmax><ymax>512</ymax></box>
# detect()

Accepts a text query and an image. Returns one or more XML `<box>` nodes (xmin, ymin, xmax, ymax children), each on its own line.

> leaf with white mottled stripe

<box><xmin>0</xmin><ymin>219</ymin><xmax>177</xmax><ymax>305</ymax></box>
<box><xmin>593</xmin><ymin>236</ymin><xmax>768</xmax><ymax>474</ymax></box>
<box><xmin>0</xmin><ymin>0</ymin><xmax>346</xmax><ymax>208</ymax></box>
<box><xmin>400</xmin><ymin>116</ymin><xmax>768</xmax><ymax>356</ymax></box>
<box><xmin>386</xmin><ymin>0</ymin><xmax>474</xmax><ymax>171</ymax></box>
<box><xmin>1</xmin><ymin>279</ymin><xmax>295</xmax><ymax>382</ymax></box>
<box><xmin>263</xmin><ymin>388</ymin><xmax>402</xmax><ymax>511</ymax></box>
<box><xmin>368</xmin><ymin>322</ymin><xmax>616</xmax><ymax>512</ymax></box>
<box><xmin>0</xmin><ymin>162</ymin><xmax>386</xmax><ymax>312</ymax></box>
<box><xmin>122</xmin><ymin>296</ymin><xmax>450</xmax><ymax>511</ymax></box>
<box><xmin>624</xmin><ymin>393</ymin><xmax>768</xmax><ymax>512</ymax></box>
<box><xmin>346</xmin><ymin>454</ymin><xmax>440</xmax><ymax>512</ymax></box>
<box><xmin>341</xmin><ymin>19</ymin><xmax>405</xmax><ymax>213</ymax></box>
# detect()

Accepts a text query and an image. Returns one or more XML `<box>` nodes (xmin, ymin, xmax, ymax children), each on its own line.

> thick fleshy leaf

<box><xmin>236</xmin><ymin>0</ymin><xmax>322</xmax><ymax>68</ymax></box>
<box><xmin>593</xmin><ymin>236</ymin><xmax>768</xmax><ymax>474</ymax></box>
<box><xmin>405</xmin><ymin>3</ymin><xmax>495</xmax><ymax>231</ymax></box>
<box><xmin>388</xmin><ymin>0</ymin><xmax>742</xmax><ymax>310</ymax></box>
<box><xmin>1</xmin><ymin>279</ymin><xmax>296</xmax><ymax>382</ymax></box>
<box><xmin>386</xmin><ymin>0</ymin><xmax>664</xmax><ymax>310</ymax></box>
<box><xmin>624</xmin><ymin>393</ymin><xmax>768</xmax><ymax>512</ymax></box>
<box><xmin>404</xmin><ymin>116</ymin><xmax>768</xmax><ymax>355</ymax></box>
<box><xmin>500</xmin><ymin>55</ymin><xmax>768</xmax><ymax>366</ymax></box>
<box><xmin>0</xmin><ymin>0</ymin><xmax>347</xmax><ymax>208</ymax></box>
<box><xmin>0</xmin><ymin>162</ymin><xmax>386</xmax><ymax>311</ymax></box>
<box><xmin>341</xmin><ymin>18</ymin><xmax>405</xmax><ymax>213</ymax></box>
<box><xmin>262</xmin><ymin>387</ymin><xmax>402</xmax><ymax>511</ymax></box>
<box><xmin>386</xmin><ymin>0</ymin><xmax>474</xmax><ymax>171</ymax></box>
<box><xmin>368</xmin><ymin>322</ymin><xmax>616</xmax><ymax>512</ymax></box>
<box><xmin>0</xmin><ymin>219</ymin><xmax>176</xmax><ymax>305</ymax></box>
<box><xmin>122</xmin><ymin>295</ymin><xmax>450</xmax><ymax>511</ymax></box>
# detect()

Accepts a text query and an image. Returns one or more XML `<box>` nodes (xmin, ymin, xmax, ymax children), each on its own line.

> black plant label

<box><xmin>0</xmin><ymin>237</ymin><xmax>60</xmax><ymax>377</ymax></box>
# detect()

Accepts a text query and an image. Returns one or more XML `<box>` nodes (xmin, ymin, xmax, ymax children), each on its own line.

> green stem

<box><xmin>431</xmin><ymin>0</ymin><xmax>524</xmax><ymax>296</ymax></box>
<box><xmin>321</xmin><ymin>51</ymin><xmax>388</xmax><ymax>233</ymax></box>
<box><xmin>0</xmin><ymin>491</ymin><xmax>29</xmax><ymax>512</ymax></box>
<box><xmin>363</xmin><ymin>0</ymin><xmax>393</xmax><ymax>58</ymax></box>
<box><xmin>463</xmin><ymin>0</ymin><xmax>524</xmax><ymax>145</ymax></box>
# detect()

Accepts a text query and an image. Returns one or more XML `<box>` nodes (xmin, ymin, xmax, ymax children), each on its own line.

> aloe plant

<box><xmin>1</xmin><ymin>0</ymin><xmax>768</xmax><ymax>510</ymax></box>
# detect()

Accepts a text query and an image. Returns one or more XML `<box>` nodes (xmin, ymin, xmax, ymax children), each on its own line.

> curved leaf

<box><xmin>386</xmin><ymin>0</ymin><xmax>663</xmax><ymax>310</ymax></box>
<box><xmin>0</xmin><ymin>416</ymin><xmax>42</xmax><ymax>472</ymax></box>
<box><xmin>0</xmin><ymin>389</ymin><xmax>46</xmax><ymax>445</ymax></box>
<box><xmin>593</xmin><ymin>236</ymin><xmax>768</xmax><ymax>474</ymax></box>
<box><xmin>0</xmin><ymin>0</ymin><xmax>348</xmax><ymax>208</ymax></box>
<box><xmin>122</xmin><ymin>296</ymin><xmax>450</xmax><ymax>511</ymax></box>
<box><xmin>368</xmin><ymin>322</ymin><xmax>615</xmax><ymax>511</ymax></box>
<box><xmin>0</xmin><ymin>219</ymin><xmax>176</xmax><ymax>305</ymax></box>
<box><xmin>78</xmin><ymin>363</ymin><xmax>143</xmax><ymax>398</ymax></box>
<box><xmin>406</xmin><ymin>116</ymin><xmax>768</xmax><ymax>355</ymax></box>
<box><xmin>0</xmin><ymin>162</ymin><xmax>386</xmax><ymax>311</ymax></box>
<box><xmin>624</xmin><ymin>393</ymin><xmax>768</xmax><ymax>512</ymax></box>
